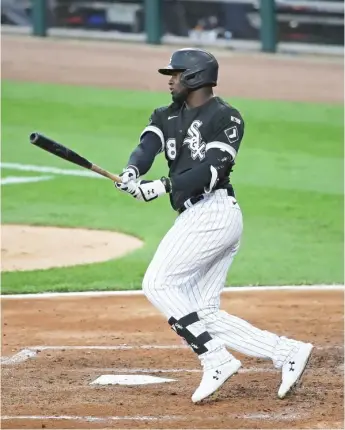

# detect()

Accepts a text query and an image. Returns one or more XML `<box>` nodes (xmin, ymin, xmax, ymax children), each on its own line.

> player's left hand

<box><xmin>120</xmin><ymin>166</ymin><xmax>138</xmax><ymax>185</ymax></box>
<box><xmin>115</xmin><ymin>178</ymin><xmax>170</xmax><ymax>202</ymax></box>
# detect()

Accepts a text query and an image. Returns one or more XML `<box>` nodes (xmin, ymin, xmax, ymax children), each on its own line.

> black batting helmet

<box><xmin>158</xmin><ymin>48</ymin><xmax>218</xmax><ymax>90</ymax></box>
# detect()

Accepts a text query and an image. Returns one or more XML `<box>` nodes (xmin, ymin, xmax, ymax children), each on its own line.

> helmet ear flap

<box><xmin>180</xmin><ymin>68</ymin><xmax>205</xmax><ymax>90</ymax></box>
<box><xmin>180</xmin><ymin>62</ymin><xmax>218</xmax><ymax>90</ymax></box>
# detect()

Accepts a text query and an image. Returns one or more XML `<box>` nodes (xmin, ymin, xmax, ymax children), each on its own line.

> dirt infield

<box><xmin>1</xmin><ymin>35</ymin><xmax>344</xmax><ymax>429</ymax></box>
<box><xmin>2</xmin><ymin>35</ymin><xmax>343</xmax><ymax>103</ymax></box>
<box><xmin>2</xmin><ymin>290</ymin><xmax>344</xmax><ymax>429</ymax></box>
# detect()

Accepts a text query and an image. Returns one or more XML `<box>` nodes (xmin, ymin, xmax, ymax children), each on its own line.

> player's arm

<box><xmin>120</xmin><ymin>110</ymin><xmax>165</xmax><ymax>182</ymax></box>
<box><xmin>116</xmin><ymin>109</ymin><xmax>171</xmax><ymax>202</ymax></box>
<box><xmin>171</xmin><ymin>112</ymin><xmax>244</xmax><ymax>195</ymax></box>
<box><xmin>126</xmin><ymin>131</ymin><xmax>162</xmax><ymax>178</ymax></box>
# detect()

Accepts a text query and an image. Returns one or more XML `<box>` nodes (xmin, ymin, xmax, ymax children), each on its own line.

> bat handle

<box><xmin>91</xmin><ymin>164</ymin><xmax>122</xmax><ymax>183</ymax></box>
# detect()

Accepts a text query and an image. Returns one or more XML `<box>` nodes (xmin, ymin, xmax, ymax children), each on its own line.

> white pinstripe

<box><xmin>142</xmin><ymin>189</ymin><xmax>303</xmax><ymax>370</ymax></box>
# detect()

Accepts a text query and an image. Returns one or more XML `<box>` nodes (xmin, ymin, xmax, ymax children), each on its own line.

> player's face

<box><xmin>168</xmin><ymin>71</ymin><xmax>182</xmax><ymax>94</ymax></box>
<box><xmin>169</xmin><ymin>71</ymin><xmax>187</xmax><ymax>103</ymax></box>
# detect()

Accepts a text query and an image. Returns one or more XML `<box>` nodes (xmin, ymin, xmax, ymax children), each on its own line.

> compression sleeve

<box><xmin>170</xmin><ymin>149</ymin><xmax>233</xmax><ymax>195</ymax></box>
<box><xmin>126</xmin><ymin>131</ymin><xmax>162</xmax><ymax>176</ymax></box>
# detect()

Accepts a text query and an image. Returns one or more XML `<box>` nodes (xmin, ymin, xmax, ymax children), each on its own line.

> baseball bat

<box><xmin>29</xmin><ymin>132</ymin><xmax>121</xmax><ymax>183</ymax></box>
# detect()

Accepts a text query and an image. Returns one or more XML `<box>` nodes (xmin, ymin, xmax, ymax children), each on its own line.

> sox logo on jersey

<box><xmin>165</xmin><ymin>118</ymin><xmax>239</xmax><ymax>163</ymax></box>
<box><xmin>183</xmin><ymin>120</ymin><xmax>206</xmax><ymax>161</ymax></box>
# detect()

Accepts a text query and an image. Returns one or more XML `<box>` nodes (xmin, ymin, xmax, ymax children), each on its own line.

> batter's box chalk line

<box><xmin>1</xmin><ymin>411</ymin><xmax>309</xmax><ymax>423</ymax></box>
<box><xmin>0</xmin><ymin>345</ymin><xmax>185</xmax><ymax>366</ymax></box>
<box><xmin>81</xmin><ymin>366</ymin><xmax>277</xmax><ymax>374</ymax></box>
<box><xmin>1</xmin><ymin>415</ymin><xmax>181</xmax><ymax>422</ymax></box>
<box><xmin>1</xmin><ymin>348</ymin><xmax>37</xmax><ymax>365</ymax></box>
<box><xmin>1</xmin><ymin>344</ymin><xmax>342</xmax><ymax>367</ymax></box>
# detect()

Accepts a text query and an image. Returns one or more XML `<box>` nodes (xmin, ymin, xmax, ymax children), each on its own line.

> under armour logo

<box><xmin>289</xmin><ymin>361</ymin><xmax>295</xmax><ymax>371</ymax></box>
<box><xmin>213</xmin><ymin>370</ymin><xmax>221</xmax><ymax>380</ymax></box>
<box><xmin>190</xmin><ymin>343</ymin><xmax>199</xmax><ymax>350</ymax></box>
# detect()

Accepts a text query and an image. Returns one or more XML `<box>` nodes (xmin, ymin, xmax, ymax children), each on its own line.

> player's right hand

<box><xmin>114</xmin><ymin>179</ymin><xmax>139</xmax><ymax>196</ymax></box>
<box><xmin>120</xmin><ymin>166</ymin><xmax>139</xmax><ymax>185</ymax></box>
<box><xmin>115</xmin><ymin>178</ymin><xmax>168</xmax><ymax>202</ymax></box>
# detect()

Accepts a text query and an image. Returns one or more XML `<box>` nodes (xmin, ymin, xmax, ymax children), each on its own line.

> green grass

<box><xmin>1</xmin><ymin>80</ymin><xmax>343</xmax><ymax>294</ymax></box>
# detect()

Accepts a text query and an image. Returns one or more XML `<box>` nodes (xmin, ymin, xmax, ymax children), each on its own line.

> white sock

<box><xmin>187</xmin><ymin>318</ymin><xmax>236</xmax><ymax>371</ymax></box>
<box><xmin>200</xmin><ymin>309</ymin><xmax>301</xmax><ymax>368</ymax></box>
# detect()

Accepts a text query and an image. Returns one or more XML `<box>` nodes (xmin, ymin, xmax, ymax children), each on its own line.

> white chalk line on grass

<box><xmin>0</xmin><ymin>175</ymin><xmax>53</xmax><ymax>185</ymax></box>
<box><xmin>0</xmin><ymin>162</ymin><xmax>102</xmax><ymax>179</ymax></box>
<box><xmin>1</xmin><ymin>412</ymin><xmax>308</xmax><ymax>422</ymax></box>
<box><xmin>1</xmin><ymin>284</ymin><xmax>344</xmax><ymax>299</ymax></box>
<box><xmin>1</xmin><ymin>344</ymin><xmax>342</xmax><ymax>367</ymax></box>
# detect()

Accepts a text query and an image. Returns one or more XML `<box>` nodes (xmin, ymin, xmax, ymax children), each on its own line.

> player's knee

<box><xmin>198</xmin><ymin>307</ymin><xmax>219</xmax><ymax>323</ymax></box>
<box><xmin>142</xmin><ymin>267</ymin><xmax>166</xmax><ymax>298</ymax></box>
<box><xmin>142</xmin><ymin>270</ymin><xmax>151</xmax><ymax>297</ymax></box>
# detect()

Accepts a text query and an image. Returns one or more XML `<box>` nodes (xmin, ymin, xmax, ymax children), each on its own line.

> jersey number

<box><xmin>165</xmin><ymin>121</ymin><xmax>206</xmax><ymax>161</ymax></box>
<box><xmin>166</xmin><ymin>138</ymin><xmax>177</xmax><ymax>160</ymax></box>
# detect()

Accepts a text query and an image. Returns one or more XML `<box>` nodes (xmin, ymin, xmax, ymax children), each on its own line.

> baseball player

<box><xmin>116</xmin><ymin>48</ymin><xmax>313</xmax><ymax>403</ymax></box>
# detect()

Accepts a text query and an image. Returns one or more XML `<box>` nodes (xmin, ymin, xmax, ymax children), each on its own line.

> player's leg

<box><xmin>142</xmin><ymin>204</ymin><xmax>237</xmax><ymax>367</ymax></box>
<box><xmin>142</xmin><ymin>191</ymin><xmax>243</xmax><ymax>401</ymax></box>
<box><xmin>142</xmin><ymin>191</ymin><xmax>242</xmax><ymax>322</ymax></box>
<box><xmin>194</xmin><ymin>246</ymin><xmax>313</xmax><ymax>398</ymax></box>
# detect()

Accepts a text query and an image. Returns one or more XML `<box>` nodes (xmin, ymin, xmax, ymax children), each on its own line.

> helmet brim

<box><xmin>158</xmin><ymin>66</ymin><xmax>186</xmax><ymax>76</ymax></box>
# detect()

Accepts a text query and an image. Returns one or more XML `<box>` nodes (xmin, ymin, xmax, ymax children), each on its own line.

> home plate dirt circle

<box><xmin>1</xmin><ymin>224</ymin><xmax>143</xmax><ymax>272</ymax></box>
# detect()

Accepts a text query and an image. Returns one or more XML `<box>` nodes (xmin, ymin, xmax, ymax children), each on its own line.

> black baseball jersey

<box><xmin>140</xmin><ymin>96</ymin><xmax>245</xmax><ymax>211</ymax></box>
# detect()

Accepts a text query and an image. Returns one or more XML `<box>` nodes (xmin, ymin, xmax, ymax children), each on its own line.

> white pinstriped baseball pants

<box><xmin>142</xmin><ymin>189</ymin><xmax>300</xmax><ymax>370</ymax></box>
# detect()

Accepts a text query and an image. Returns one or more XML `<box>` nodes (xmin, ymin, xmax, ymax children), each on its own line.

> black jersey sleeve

<box><xmin>170</xmin><ymin>149</ymin><xmax>232</xmax><ymax>199</ymax></box>
<box><xmin>139</xmin><ymin>109</ymin><xmax>166</xmax><ymax>153</ymax></box>
<box><xmin>126</xmin><ymin>132</ymin><xmax>162</xmax><ymax>176</ymax></box>
<box><xmin>125</xmin><ymin>109</ymin><xmax>165</xmax><ymax>176</ymax></box>
<box><xmin>206</xmin><ymin>108</ymin><xmax>244</xmax><ymax>161</ymax></box>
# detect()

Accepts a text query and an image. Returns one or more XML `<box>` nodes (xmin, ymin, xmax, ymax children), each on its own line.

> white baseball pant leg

<box><xmin>142</xmin><ymin>189</ymin><xmax>242</xmax><ymax>369</ymax></box>
<box><xmin>193</xmin><ymin>235</ymin><xmax>303</xmax><ymax>369</ymax></box>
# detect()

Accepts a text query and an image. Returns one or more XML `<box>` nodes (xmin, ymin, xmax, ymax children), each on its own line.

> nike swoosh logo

<box><xmin>168</xmin><ymin>116</ymin><xmax>178</xmax><ymax>120</ymax></box>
